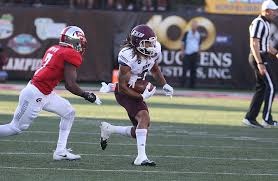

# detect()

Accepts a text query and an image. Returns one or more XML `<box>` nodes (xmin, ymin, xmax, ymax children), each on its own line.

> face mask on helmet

<box><xmin>59</xmin><ymin>26</ymin><xmax>87</xmax><ymax>55</ymax></box>
<box><xmin>70</xmin><ymin>32</ymin><xmax>87</xmax><ymax>55</ymax></box>
<box><xmin>136</xmin><ymin>36</ymin><xmax>157</xmax><ymax>56</ymax></box>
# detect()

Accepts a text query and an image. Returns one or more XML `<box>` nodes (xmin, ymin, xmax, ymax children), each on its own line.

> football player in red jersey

<box><xmin>0</xmin><ymin>26</ymin><xmax>101</xmax><ymax>160</ymax></box>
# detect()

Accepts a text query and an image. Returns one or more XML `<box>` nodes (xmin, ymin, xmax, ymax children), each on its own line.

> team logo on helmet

<box><xmin>131</xmin><ymin>30</ymin><xmax>144</xmax><ymax>38</ymax></box>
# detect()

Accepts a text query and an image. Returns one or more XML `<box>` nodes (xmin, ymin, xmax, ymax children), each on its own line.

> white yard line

<box><xmin>0</xmin><ymin>166</ymin><xmax>278</xmax><ymax>176</ymax></box>
<box><xmin>23</xmin><ymin>130</ymin><xmax>278</xmax><ymax>147</ymax></box>
<box><xmin>0</xmin><ymin>152</ymin><xmax>278</xmax><ymax>162</ymax></box>
<box><xmin>23</xmin><ymin>130</ymin><xmax>278</xmax><ymax>142</ymax></box>
<box><xmin>0</xmin><ymin>139</ymin><xmax>277</xmax><ymax>150</ymax></box>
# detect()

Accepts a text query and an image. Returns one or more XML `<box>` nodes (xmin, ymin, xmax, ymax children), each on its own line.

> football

<box><xmin>132</xmin><ymin>80</ymin><xmax>154</xmax><ymax>94</ymax></box>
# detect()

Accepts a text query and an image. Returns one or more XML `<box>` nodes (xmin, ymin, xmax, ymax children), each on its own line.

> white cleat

<box><xmin>53</xmin><ymin>148</ymin><xmax>81</xmax><ymax>161</ymax></box>
<box><xmin>100</xmin><ymin>122</ymin><xmax>113</xmax><ymax>150</ymax></box>
<box><xmin>261</xmin><ymin>120</ymin><xmax>278</xmax><ymax>128</ymax></box>
<box><xmin>133</xmin><ymin>156</ymin><xmax>156</xmax><ymax>166</ymax></box>
<box><xmin>242</xmin><ymin>118</ymin><xmax>263</xmax><ymax>128</ymax></box>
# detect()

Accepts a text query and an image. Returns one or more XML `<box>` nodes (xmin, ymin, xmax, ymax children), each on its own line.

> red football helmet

<box><xmin>130</xmin><ymin>24</ymin><xmax>157</xmax><ymax>56</ymax></box>
<box><xmin>59</xmin><ymin>26</ymin><xmax>87</xmax><ymax>55</ymax></box>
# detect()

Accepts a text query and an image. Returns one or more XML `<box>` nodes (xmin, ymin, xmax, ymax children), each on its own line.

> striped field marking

<box><xmin>0</xmin><ymin>152</ymin><xmax>278</xmax><ymax>162</ymax></box>
<box><xmin>1</xmin><ymin>138</ymin><xmax>278</xmax><ymax>150</ymax></box>
<box><xmin>0</xmin><ymin>166</ymin><xmax>278</xmax><ymax>176</ymax></box>
<box><xmin>1</xmin><ymin>139</ymin><xmax>278</xmax><ymax>150</ymax></box>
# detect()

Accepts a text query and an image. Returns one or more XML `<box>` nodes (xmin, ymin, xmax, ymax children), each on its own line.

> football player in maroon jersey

<box><xmin>100</xmin><ymin>25</ymin><xmax>174</xmax><ymax>166</ymax></box>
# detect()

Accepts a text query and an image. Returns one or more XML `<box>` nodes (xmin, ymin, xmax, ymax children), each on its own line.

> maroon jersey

<box><xmin>32</xmin><ymin>45</ymin><xmax>82</xmax><ymax>95</ymax></box>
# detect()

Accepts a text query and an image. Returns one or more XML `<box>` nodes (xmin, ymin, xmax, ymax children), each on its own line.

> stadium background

<box><xmin>2</xmin><ymin>0</ymin><xmax>278</xmax><ymax>89</ymax></box>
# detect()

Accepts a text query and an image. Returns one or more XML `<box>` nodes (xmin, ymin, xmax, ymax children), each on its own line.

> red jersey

<box><xmin>32</xmin><ymin>45</ymin><xmax>82</xmax><ymax>95</ymax></box>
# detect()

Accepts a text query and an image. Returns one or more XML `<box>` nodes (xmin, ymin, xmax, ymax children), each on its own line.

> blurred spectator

<box><xmin>157</xmin><ymin>0</ymin><xmax>168</xmax><ymax>11</ymax></box>
<box><xmin>0</xmin><ymin>44</ymin><xmax>8</xmax><ymax>82</ymax></box>
<box><xmin>70</xmin><ymin>0</ymin><xmax>85</xmax><ymax>8</ymax></box>
<box><xmin>87</xmin><ymin>0</ymin><xmax>96</xmax><ymax>8</ymax></box>
<box><xmin>180</xmin><ymin>20</ymin><xmax>201</xmax><ymax>88</ymax></box>
<box><xmin>0</xmin><ymin>0</ymin><xmax>170</xmax><ymax>11</ymax></box>
<box><xmin>33</xmin><ymin>0</ymin><xmax>43</xmax><ymax>7</ymax></box>
<box><xmin>104</xmin><ymin>0</ymin><xmax>114</xmax><ymax>9</ymax></box>
<box><xmin>126</xmin><ymin>0</ymin><xmax>136</xmax><ymax>10</ymax></box>
<box><xmin>70</xmin><ymin>0</ymin><xmax>98</xmax><ymax>9</ymax></box>
<box><xmin>141</xmin><ymin>0</ymin><xmax>154</xmax><ymax>11</ymax></box>
<box><xmin>103</xmin><ymin>0</ymin><xmax>125</xmax><ymax>10</ymax></box>
<box><xmin>115</xmin><ymin>0</ymin><xmax>125</xmax><ymax>10</ymax></box>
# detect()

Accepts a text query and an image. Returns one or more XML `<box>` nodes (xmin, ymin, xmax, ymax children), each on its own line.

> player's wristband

<box><xmin>257</xmin><ymin>62</ymin><xmax>264</xmax><ymax>65</ymax></box>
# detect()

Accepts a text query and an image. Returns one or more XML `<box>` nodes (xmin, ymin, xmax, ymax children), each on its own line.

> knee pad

<box><xmin>63</xmin><ymin>108</ymin><xmax>75</xmax><ymax>121</ymax></box>
<box><xmin>60</xmin><ymin>108</ymin><xmax>75</xmax><ymax>131</ymax></box>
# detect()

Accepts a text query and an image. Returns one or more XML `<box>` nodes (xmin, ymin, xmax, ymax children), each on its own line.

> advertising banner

<box><xmin>1</xmin><ymin>7</ymin><xmax>274</xmax><ymax>89</ymax></box>
<box><xmin>0</xmin><ymin>7</ymin><xmax>113</xmax><ymax>82</ymax></box>
<box><xmin>205</xmin><ymin>0</ymin><xmax>263</xmax><ymax>15</ymax></box>
<box><xmin>111</xmin><ymin>11</ymin><xmax>257</xmax><ymax>88</ymax></box>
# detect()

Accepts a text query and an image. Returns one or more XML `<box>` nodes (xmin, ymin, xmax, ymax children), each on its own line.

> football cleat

<box><xmin>100</xmin><ymin>137</ymin><xmax>108</xmax><ymax>150</ymax></box>
<box><xmin>53</xmin><ymin>148</ymin><xmax>81</xmax><ymax>161</ymax></box>
<box><xmin>261</xmin><ymin>120</ymin><xmax>278</xmax><ymax>128</ymax></box>
<box><xmin>100</xmin><ymin>122</ymin><xmax>112</xmax><ymax>150</ymax></box>
<box><xmin>133</xmin><ymin>159</ymin><xmax>156</xmax><ymax>167</ymax></box>
<box><xmin>242</xmin><ymin>118</ymin><xmax>263</xmax><ymax>128</ymax></box>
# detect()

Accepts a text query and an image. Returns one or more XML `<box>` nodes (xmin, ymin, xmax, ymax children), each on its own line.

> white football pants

<box><xmin>0</xmin><ymin>82</ymin><xmax>75</xmax><ymax>151</ymax></box>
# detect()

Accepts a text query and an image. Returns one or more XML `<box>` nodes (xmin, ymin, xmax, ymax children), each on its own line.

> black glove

<box><xmin>82</xmin><ymin>91</ymin><xmax>96</xmax><ymax>103</ymax></box>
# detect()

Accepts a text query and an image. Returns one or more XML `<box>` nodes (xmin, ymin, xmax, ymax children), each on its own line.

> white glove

<box><xmin>141</xmin><ymin>83</ymin><xmax>156</xmax><ymax>100</ymax></box>
<box><xmin>99</xmin><ymin>82</ymin><xmax>115</xmax><ymax>93</ymax></box>
<box><xmin>95</xmin><ymin>95</ymin><xmax>102</xmax><ymax>105</ymax></box>
<box><xmin>163</xmin><ymin>84</ymin><xmax>174</xmax><ymax>97</ymax></box>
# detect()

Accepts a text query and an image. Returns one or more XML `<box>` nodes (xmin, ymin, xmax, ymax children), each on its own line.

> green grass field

<box><xmin>0</xmin><ymin>90</ymin><xmax>278</xmax><ymax>181</ymax></box>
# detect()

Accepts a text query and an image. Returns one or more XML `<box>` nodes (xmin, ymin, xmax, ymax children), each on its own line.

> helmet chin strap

<box><xmin>59</xmin><ymin>42</ymin><xmax>73</xmax><ymax>48</ymax></box>
<box><xmin>59</xmin><ymin>42</ymin><xmax>83</xmax><ymax>54</ymax></box>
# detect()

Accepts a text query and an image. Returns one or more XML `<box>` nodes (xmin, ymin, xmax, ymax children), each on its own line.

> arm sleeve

<box><xmin>64</xmin><ymin>50</ymin><xmax>82</xmax><ymax>68</ymax></box>
<box><xmin>250</xmin><ymin>20</ymin><xmax>265</xmax><ymax>39</ymax></box>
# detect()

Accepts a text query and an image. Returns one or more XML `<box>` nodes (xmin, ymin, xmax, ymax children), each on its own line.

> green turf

<box><xmin>0</xmin><ymin>90</ymin><xmax>278</xmax><ymax>181</ymax></box>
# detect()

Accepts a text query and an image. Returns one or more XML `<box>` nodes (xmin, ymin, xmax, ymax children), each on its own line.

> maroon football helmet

<box><xmin>130</xmin><ymin>24</ymin><xmax>157</xmax><ymax>56</ymax></box>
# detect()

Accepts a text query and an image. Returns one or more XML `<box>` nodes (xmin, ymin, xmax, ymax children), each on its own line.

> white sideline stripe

<box><xmin>26</xmin><ymin>131</ymin><xmax>230</xmax><ymax>138</ymax></box>
<box><xmin>0</xmin><ymin>166</ymin><xmax>278</xmax><ymax>176</ymax></box>
<box><xmin>1</xmin><ymin>152</ymin><xmax>278</xmax><ymax>162</ymax></box>
<box><xmin>24</xmin><ymin>130</ymin><xmax>278</xmax><ymax>142</ymax></box>
<box><xmin>0</xmin><ymin>139</ymin><xmax>278</xmax><ymax>150</ymax></box>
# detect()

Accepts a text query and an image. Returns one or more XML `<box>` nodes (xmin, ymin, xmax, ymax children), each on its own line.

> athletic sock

<box><xmin>55</xmin><ymin>112</ymin><xmax>75</xmax><ymax>152</ymax></box>
<box><xmin>56</xmin><ymin>130</ymin><xmax>70</xmax><ymax>152</ymax></box>
<box><xmin>111</xmin><ymin>125</ymin><xmax>132</xmax><ymax>137</ymax></box>
<box><xmin>135</xmin><ymin>129</ymin><xmax>148</xmax><ymax>160</ymax></box>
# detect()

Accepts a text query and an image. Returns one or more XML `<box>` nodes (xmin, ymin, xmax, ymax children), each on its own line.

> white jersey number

<box><xmin>34</xmin><ymin>53</ymin><xmax>53</xmax><ymax>75</ymax></box>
